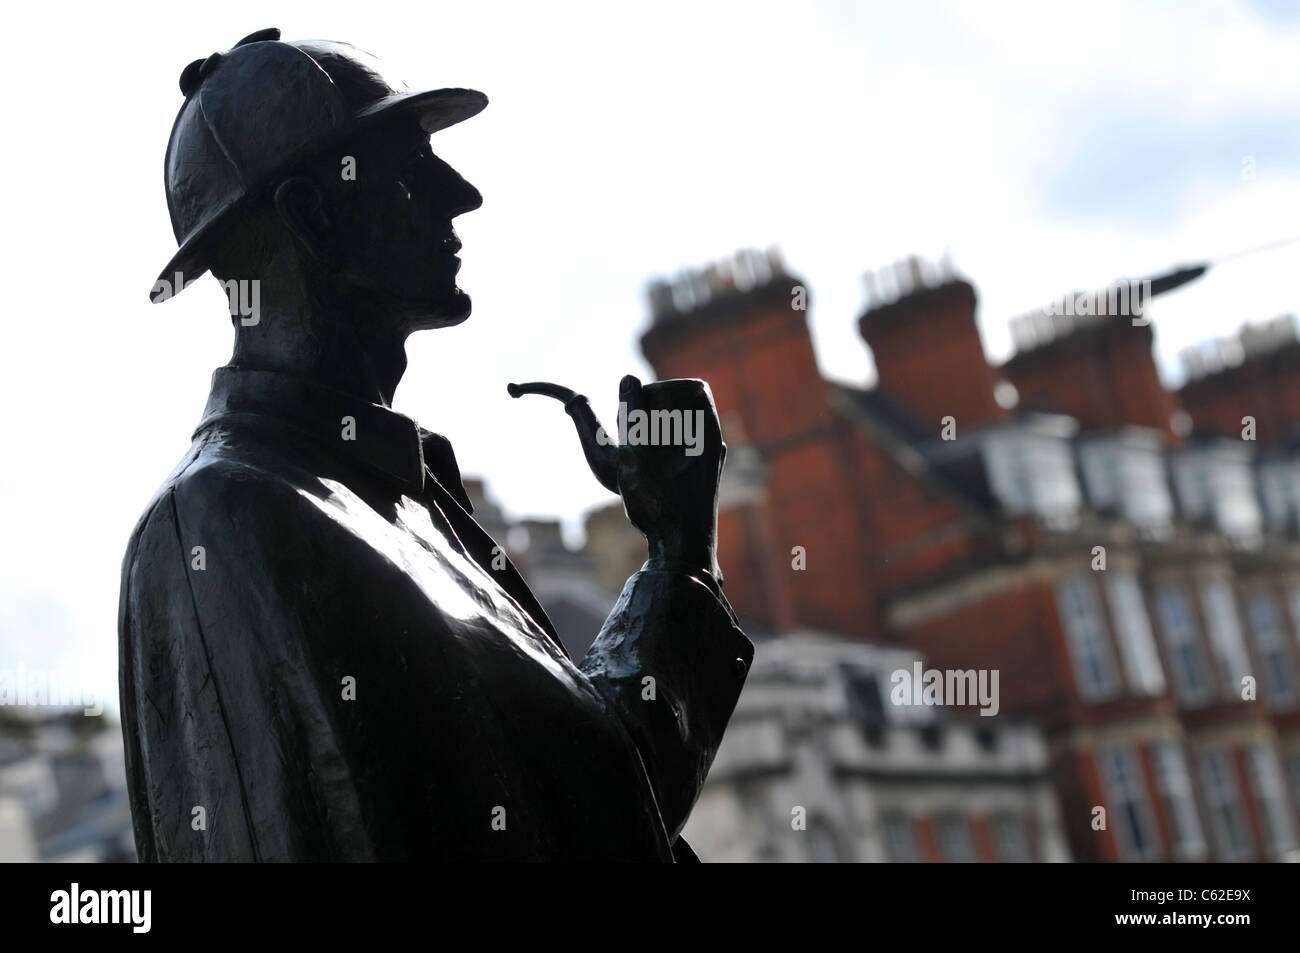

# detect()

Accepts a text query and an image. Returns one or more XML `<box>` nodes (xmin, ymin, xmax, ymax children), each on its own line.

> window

<box><xmin>1099</xmin><ymin>746</ymin><xmax>1160</xmax><ymax>861</ymax></box>
<box><xmin>1152</xmin><ymin>742</ymin><xmax>1207</xmax><ymax>860</ymax></box>
<box><xmin>1198</xmin><ymin>749</ymin><xmax>1253</xmax><ymax>861</ymax></box>
<box><xmin>982</xmin><ymin>430</ymin><xmax>1082</xmax><ymax>526</ymax></box>
<box><xmin>1114</xmin><ymin>445</ymin><xmax>1174</xmax><ymax>532</ymax></box>
<box><xmin>843</xmin><ymin>667</ymin><xmax>885</xmax><ymax>723</ymax></box>
<box><xmin>881</xmin><ymin>663</ymin><xmax>937</xmax><ymax>726</ymax></box>
<box><xmin>1105</xmin><ymin>573</ymin><xmax>1166</xmax><ymax>695</ymax></box>
<box><xmin>991</xmin><ymin>813</ymin><xmax>1034</xmax><ymax>863</ymax></box>
<box><xmin>1245</xmin><ymin>592</ymin><xmax>1298</xmax><ymax>708</ymax></box>
<box><xmin>1257</xmin><ymin>461</ymin><xmax>1300</xmax><ymax>534</ymax></box>
<box><xmin>1173</xmin><ymin>458</ymin><xmax>1211</xmax><ymax>519</ymax></box>
<box><xmin>1289</xmin><ymin>754</ymin><xmax>1300</xmax><ymax>815</ymax></box>
<box><xmin>1246</xmin><ymin>744</ymin><xmax>1298</xmax><ymax>858</ymax></box>
<box><xmin>1056</xmin><ymin>575</ymin><xmax>1120</xmax><ymax>700</ymax></box>
<box><xmin>1171</xmin><ymin>450</ymin><xmax>1263</xmax><ymax>544</ymax></box>
<box><xmin>1155</xmin><ymin>586</ymin><xmax>1213</xmax><ymax>705</ymax></box>
<box><xmin>1078</xmin><ymin>438</ymin><xmax>1174</xmax><ymax>533</ymax></box>
<box><xmin>1287</xmin><ymin>587</ymin><xmax>1300</xmax><ymax>649</ymax></box>
<box><xmin>934</xmin><ymin>813</ymin><xmax>980</xmax><ymax>863</ymax></box>
<box><xmin>806</xmin><ymin>818</ymin><xmax>844</xmax><ymax>863</ymax></box>
<box><xmin>1212</xmin><ymin>461</ymin><xmax>1264</xmax><ymax>543</ymax></box>
<box><xmin>1199</xmin><ymin>579</ymin><xmax>1252</xmax><ymax>698</ymax></box>
<box><xmin>881</xmin><ymin>812</ymin><xmax>920</xmax><ymax>863</ymax></box>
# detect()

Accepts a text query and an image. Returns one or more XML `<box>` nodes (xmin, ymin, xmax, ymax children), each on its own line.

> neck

<box><xmin>229</xmin><ymin>284</ymin><xmax>408</xmax><ymax>406</ymax></box>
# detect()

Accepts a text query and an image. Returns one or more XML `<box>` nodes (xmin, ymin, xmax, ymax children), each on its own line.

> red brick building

<box><xmin>638</xmin><ymin>249</ymin><xmax>1300</xmax><ymax>862</ymax></box>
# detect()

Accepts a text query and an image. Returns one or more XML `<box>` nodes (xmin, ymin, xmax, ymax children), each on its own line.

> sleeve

<box><xmin>118</xmin><ymin>467</ymin><xmax>375</xmax><ymax>862</ymax></box>
<box><xmin>578</xmin><ymin>568</ymin><xmax>754</xmax><ymax>839</ymax></box>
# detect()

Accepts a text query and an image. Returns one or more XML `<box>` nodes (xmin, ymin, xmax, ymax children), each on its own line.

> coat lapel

<box><xmin>418</xmin><ymin>432</ymin><xmax>569</xmax><ymax>659</ymax></box>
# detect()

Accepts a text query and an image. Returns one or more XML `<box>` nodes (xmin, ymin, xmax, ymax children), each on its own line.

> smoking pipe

<box><xmin>507</xmin><ymin>381</ymin><xmax>620</xmax><ymax>494</ymax></box>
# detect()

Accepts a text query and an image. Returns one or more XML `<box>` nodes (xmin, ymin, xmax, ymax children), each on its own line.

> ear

<box><xmin>273</xmin><ymin>177</ymin><xmax>333</xmax><ymax>265</ymax></box>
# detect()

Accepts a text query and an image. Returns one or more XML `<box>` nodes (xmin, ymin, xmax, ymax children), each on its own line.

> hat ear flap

<box><xmin>179</xmin><ymin>58</ymin><xmax>206</xmax><ymax>96</ymax></box>
<box><xmin>179</xmin><ymin>28</ymin><xmax>281</xmax><ymax>96</ymax></box>
<box><xmin>235</xmin><ymin>27</ymin><xmax>281</xmax><ymax>47</ymax></box>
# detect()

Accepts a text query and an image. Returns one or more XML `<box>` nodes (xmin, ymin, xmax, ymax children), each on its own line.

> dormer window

<box><xmin>1078</xmin><ymin>431</ymin><xmax>1174</xmax><ymax>535</ymax></box>
<box><xmin>1170</xmin><ymin>444</ymin><xmax>1262</xmax><ymax>545</ymax></box>
<box><xmin>1259</xmin><ymin>457</ymin><xmax>1300</xmax><ymax>536</ymax></box>
<box><xmin>981</xmin><ymin>425</ymin><xmax>1082</xmax><ymax>528</ymax></box>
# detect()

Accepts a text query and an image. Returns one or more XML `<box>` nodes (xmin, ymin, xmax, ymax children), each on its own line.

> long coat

<box><xmin>118</xmin><ymin>366</ymin><xmax>753</xmax><ymax>861</ymax></box>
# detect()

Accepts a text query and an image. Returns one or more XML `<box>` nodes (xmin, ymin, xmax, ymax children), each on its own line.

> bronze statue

<box><xmin>120</xmin><ymin>28</ymin><xmax>752</xmax><ymax>861</ymax></box>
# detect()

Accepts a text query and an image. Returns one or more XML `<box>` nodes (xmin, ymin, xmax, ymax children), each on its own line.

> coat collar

<box><xmin>194</xmin><ymin>366</ymin><xmax>474</xmax><ymax>513</ymax></box>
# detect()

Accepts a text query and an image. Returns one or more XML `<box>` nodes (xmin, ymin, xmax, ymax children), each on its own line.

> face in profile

<box><xmin>321</xmin><ymin>120</ymin><xmax>484</xmax><ymax>332</ymax></box>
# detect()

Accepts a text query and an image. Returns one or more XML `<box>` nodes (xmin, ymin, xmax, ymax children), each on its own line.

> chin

<box><xmin>406</xmin><ymin>288</ymin><xmax>472</xmax><ymax>332</ymax></box>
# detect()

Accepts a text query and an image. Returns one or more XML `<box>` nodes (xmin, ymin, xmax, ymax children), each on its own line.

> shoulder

<box><xmin>174</xmin><ymin>449</ymin><xmax>301</xmax><ymax>520</ymax></box>
<box><xmin>124</xmin><ymin>432</ymin><xmax>321</xmax><ymax>576</ymax></box>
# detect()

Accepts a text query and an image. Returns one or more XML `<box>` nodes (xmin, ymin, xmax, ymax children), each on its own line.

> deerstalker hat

<box><xmin>151</xmin><ymin>27</ymin><xmax>487</xmax><ymax>302</ymax></box>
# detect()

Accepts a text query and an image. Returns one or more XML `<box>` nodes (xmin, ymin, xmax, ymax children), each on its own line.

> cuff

<box><xmin>580</xmin><ymin>569</ymin><xmax>753</xmax><ymax>835</ymax></box>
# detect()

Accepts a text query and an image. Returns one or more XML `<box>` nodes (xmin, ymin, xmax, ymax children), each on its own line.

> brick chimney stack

<box><xmin>640</xmin><ymin>248</ymin><xmax>829</xmax><ymax>448</ymax></box>
<box><xmin>638</xmin><ymin>249</ymin><xmax>876</xmax><ymax>639</ymax></box>
<box><xmin>1178</xmin><ymin>315</ymin><xmax>1300</xmax><ymax>445</ymax></box>
<box><xmin>857</xmin><ymin>255</ymin><xmax>1006</xmax><ymax>430</ymax></box>
<box><xmin>1000</xmin><ymin>288</ymin><xmax>1179</xmax><ymax>438</ymax></box>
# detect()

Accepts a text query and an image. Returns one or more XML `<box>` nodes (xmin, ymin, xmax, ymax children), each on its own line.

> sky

<box><xmin>2</xmin><ymin>0</ymin><xmax>1299</xmax><ymax>714</ymax></box>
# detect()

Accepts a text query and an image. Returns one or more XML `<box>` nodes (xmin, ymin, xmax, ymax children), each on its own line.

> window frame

<box><xmin>990</xmin><ymin>812</ymin><xmax>1034</xmax><ymax>863</ymax></box>
<box><xmin>880</xmin><ymin>811</ymin><xmax>920</xmax><ymax>863</ymax></box>
<box><xmin>934</xmin><ymin>812</ymin><xmax>980</xmax><ymax>863</ymax></box>
<box><xmin>1199</xmin><ymin>578</ymin><xmax>1252</xmax><ymax>699</ymax></box>
<box><xmin>1056</xmin><ymin>574</ymin><xmax>1121</xmax><ymax>701</ymax></box>
<box><xmin>1154</xmin><ymin>584</ymin><xmax>1214</xmax><ymax>706</ymax></box>
<box><xmin>1151</xmin><ymin>741</ymin><xmax>1208</xmax><ymax>860</ymax></box>
<box><xmin>1246</xmin><ymin>590</ymin><xmax>1299</xmax><ymax>708</ymax></box>
<box><xmin>1246</xmin><ymin>744</ymin><xmax>1298</xmax><ymax>859</ymax></box>
<box><xmin>1105</xmin><ymin>572</ymin><xmax>1167</xmax><ymax>696</ymax></box>
<box><xmin>1198</xmin><ymin>749</ymin><xmax>1254</xmax><ymax>862</ymax></box>
<box><xmin>1099</xmin><ymin>745</ymin><xmax>1161</xmax><ymax>861</ymax></box>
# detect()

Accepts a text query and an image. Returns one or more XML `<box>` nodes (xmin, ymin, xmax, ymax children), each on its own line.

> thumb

<box><xmin>619</xmin><ymin>374</ymin><xmax>644</xmax><ymax>417</ymax></box>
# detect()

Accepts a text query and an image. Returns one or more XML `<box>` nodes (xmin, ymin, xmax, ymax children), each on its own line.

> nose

<box><xmin>431</xmin><ymin>154</ymin><xmax>482</xmax><ymax>217</ymax></box>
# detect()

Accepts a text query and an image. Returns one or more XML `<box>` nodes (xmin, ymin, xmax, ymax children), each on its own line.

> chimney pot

<box><xmin>766</xmin><ymin>246</ymin><xmax>785</xmax><ymax>276</ymax></box>
<box><xmin>672</xmin><ymin>270</ymin><xmax>696</xmax><ymax>312</ymax></box>
<box><xmin>648</xmin><ymin>279</ymin><xmax>675</xmax><ymax>320</ymax></box>
<box><xmin>733</xmin><ymin>250</ymin><xmax>755</xmax><ymax>291</ymax></box>
<box><xmin>691</xmin><ymin>267</ymin><xmax>712</xmax><ymax>308</ymax></box>
<box><xmin>893</xmin><ymin>259</ymin><xmax>913</xmax><ymax>297</ymax></box>
<box><xmin>908</xmin><ymin>255</ymin><xmax>924</xmax><ymax>289</ymax></box>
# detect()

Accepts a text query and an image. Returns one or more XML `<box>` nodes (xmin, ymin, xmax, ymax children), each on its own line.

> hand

<box><xmin>615</xmin><ymin>375</ymin><xmax>727</xmax><ymax>586</ymax></box>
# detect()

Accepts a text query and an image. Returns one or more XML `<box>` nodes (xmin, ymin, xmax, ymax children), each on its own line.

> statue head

<box><xmin>151</xmin><ymin>28</ymin><xmax>486</xmax><ymax>343</ymax></box>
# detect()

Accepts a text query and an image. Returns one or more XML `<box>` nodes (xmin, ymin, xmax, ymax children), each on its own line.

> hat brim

<box><xmin>150</xmin><ymin>87</ymin><xmax>488</xmax><ymax>303</ymax></box>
